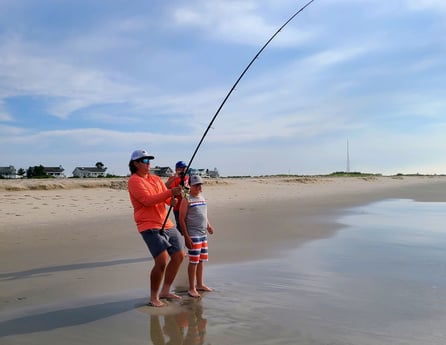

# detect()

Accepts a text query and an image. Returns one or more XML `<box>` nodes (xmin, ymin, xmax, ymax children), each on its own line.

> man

<box><xmin>128</xmin><ymin>149</ymin><xmax>184</xmax><ymax>307</ymax></box>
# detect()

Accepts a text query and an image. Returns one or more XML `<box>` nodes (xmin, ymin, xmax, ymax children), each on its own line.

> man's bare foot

<box><xmin>159</xmin><ymin>292</ymin><xmax>182</xmax><ymax>300</ymax></box>
<box><xmin>147</xmin><ymin>299</ymin><xmax>166</xmax><ymax>307</ymax></box>
<box><xmin>196</xmin><ymin>285</ymin><xmax>213</xmax><ymax>292</ymax></box>
<box><xmin>187</xmin><ymin>290</ymin><xmax>201</xmax><ymax>298</ymax></box>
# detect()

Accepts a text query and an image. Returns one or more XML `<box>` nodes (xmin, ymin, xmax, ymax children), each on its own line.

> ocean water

<box><xmin>197</xmin><ymin>199</ymin><xmax>446</xmax><ymax>345</ymax></box>
<box><xmin>2</xmin><ymin>199</ymin><xmax>446</xmax><ymax>345</ymax></box>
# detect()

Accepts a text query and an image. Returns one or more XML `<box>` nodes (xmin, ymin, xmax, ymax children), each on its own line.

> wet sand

<box><xmin>1</xmin><ymin>176</ymin><xmax>446</xmax><ymax>344</ymax></box>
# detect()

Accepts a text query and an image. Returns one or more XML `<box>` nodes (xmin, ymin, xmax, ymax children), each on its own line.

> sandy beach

<box><xmin>1</xmin><ymin>175</ymin><xmax>446</xmax><ymax>344</ymax></box>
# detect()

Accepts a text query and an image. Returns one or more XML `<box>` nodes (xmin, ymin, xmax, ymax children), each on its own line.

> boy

<box><xmin>179</xmin><ymin>175</ymin><xmax>214</xmax><ymax>298</ymax></box>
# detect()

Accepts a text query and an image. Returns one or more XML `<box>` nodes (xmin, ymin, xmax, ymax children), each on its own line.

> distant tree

<box><xmin>95</xmin><ymin>162</ymin><xmax>105</xmax><ymax>169</ymax></box>
<box><xmin>17</xmin><ymin>168</ymin><xmax>26</xmax><ymax>177</ymax></box>
<box><xmin>26</xmin><ymin>165</ymin><xmax>48</xmax><ymax>178</ymax></box>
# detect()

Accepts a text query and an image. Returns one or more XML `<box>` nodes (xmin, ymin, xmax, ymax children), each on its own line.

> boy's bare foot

<box><xmin>187</xmin><ymin>290</ymin><xmax>201</xmax><ymax>298</ymax></box>
<box><xmin>159</xmin><ymin>292</ymin><xmax>182</xmax><ymax>300</ymax></box>
<box><xmin>196</xmin><ymin>285</ymin><xmax>213</xmax><ymax>292</ymax></box>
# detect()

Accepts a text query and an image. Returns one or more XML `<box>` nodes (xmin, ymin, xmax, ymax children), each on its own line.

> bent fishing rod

<box><xmin>161</xmin><ymin>0</ymin><xmax>316</xmax><ymax>231</ymax></box>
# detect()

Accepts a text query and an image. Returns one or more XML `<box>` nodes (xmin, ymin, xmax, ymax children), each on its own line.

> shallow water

<box><xmin>1</xmin><ymin>199</ymin><xmax>446</xmax><ymax>344</ymax></box>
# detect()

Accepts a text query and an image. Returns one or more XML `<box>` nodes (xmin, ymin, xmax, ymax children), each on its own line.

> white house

<box><xmin>188</xmin><ymin>168</ymin><xmax>207</xmax><ymax>177</ymax></box>
<box><xmin>208</xmin><ymin>168</ymin><xmax>220</xmax><ymax>178</ymax></box>
<box><xmin>43</xmin><ymin>166</ymin><xmax>65</xmax><ymax>178</ymax></box>
<box><xmin>150</xmin><ymin>166</ymin><xmax>174</xmax><ymax>177</ymax></box>
<box><xmin>72</xmin><ymin>167</ymin><xmax>107</xmax><ymax>178</ymax></box>
<box><xmin>0</xmin><ymin>165</ymin><xmax>17</xmax><ymax>178</ymax></box>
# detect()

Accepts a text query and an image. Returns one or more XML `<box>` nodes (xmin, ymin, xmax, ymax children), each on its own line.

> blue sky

<box><xmin>1</xmin><ymin>0</ymin><xmax>446</xmax><ymax>177</ymax></box>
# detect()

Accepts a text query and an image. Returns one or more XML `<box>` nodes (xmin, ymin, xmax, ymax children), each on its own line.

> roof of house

<box><xmin>43</xmin><ymin>166</ymin><xmax>65</xmax><ymax>173</ymax></box>
<box><xmin>0</xmin><ymin>166</ymin><xmax>16</xmax><ymax>173</ymax></box>
<box><xmin>73</xmin><ymin>167</ymin><xmax>107</xmax><ymax>172</ymax></box>
<box><xmin>155</xmin><ymin>166</ymin><xmax>172</xmax><ymax>172</ymax></box>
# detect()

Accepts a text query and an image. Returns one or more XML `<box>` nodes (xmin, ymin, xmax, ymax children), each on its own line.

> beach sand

<box><xmin>1</xmin><ymin>175</ymin><xmax>446</xmax><ymax>344</ymax></box>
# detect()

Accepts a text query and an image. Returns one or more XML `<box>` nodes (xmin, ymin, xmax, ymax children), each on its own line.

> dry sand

<box><xmin>2</xmin><ymin>175</ymin><xmax>446</xmax><ymax>314</ymax></box>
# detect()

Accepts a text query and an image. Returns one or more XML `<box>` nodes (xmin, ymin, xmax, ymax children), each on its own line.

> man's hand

<box><xmin>171</xmin><ymin>186</ymin><xmax>182</xmax><ymax>196</ymax></box>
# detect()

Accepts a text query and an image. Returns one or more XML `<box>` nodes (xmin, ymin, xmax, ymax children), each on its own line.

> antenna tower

<box><xmin>346</xmin><ymin>139</ymin><xmax>350</xmax><ymax>173</ymax></box>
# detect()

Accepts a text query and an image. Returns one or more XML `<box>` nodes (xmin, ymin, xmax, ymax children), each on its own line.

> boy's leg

<box><xmin>188</xmin><ymin>262</ymin><xmax>200</xmax><ymax>298</ymax></box>
<box><xmin>196</xmin><ymin>262</ymin><xmax>213</xmax><ymax>291</ymax></box>
<box><xmin>196</xmin><ymin>237</ymin><xmax>213</xmax><ymax>292</ymax></box>
<box><xmin>187</xmin><ymin>240</ymin><xmax>201</xmax><ymax>298</ymax></box>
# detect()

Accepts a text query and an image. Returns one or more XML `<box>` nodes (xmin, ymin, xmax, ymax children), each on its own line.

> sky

<box><xmin>1</xmin><ymin>0</ymin><xmax>446</xmax><ymax>177</ymax></box>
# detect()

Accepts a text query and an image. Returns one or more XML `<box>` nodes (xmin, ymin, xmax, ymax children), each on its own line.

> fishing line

<box><xmin>162</xmin><ymin>0</ymin><xmax>316</xmax><ymax>230</ymax></box>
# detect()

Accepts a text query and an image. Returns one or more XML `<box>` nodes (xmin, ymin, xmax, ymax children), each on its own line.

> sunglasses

<box><xmin>138</xmin><ymin>158</ymin><xmax>151</xmax><ymax>164</ymax></box>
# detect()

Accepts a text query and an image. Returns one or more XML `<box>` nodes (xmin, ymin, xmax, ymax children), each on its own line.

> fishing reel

<box><xmin>179</xmin><ymin>171</ymin><xmax>190</xmax><ymax>198</ymax></box>
<box><xmin>181</xmin><ymin>185</ymin><xmax>190</xmax><ymax>198</ymax></box>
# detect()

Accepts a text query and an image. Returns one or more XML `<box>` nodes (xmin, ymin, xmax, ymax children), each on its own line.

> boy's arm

<box><xmin>207</xmin><ymin>221</ymin><xmax>214</xmax><ymax>234</ymax></box>
<box><xmin>178</xmin><ymin>198</ymin><xmax>189</xmax><ymax>236</ymax></box>
<box><xmin>179</xmin><ymin>199</ymin><xmax>193</xmax><ymax>249</ymax></box>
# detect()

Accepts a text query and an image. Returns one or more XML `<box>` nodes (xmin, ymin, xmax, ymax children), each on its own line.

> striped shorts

<box><xmin>188</xmin><ymin>235</ymin><xmax>209</xmax><ymax>264</ymax></box>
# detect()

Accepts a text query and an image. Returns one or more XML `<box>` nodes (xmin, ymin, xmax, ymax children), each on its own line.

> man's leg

<box><xmin>160</xmin><ymin>249</ymin><xmax>184</xmax><ymax>299</ymax></box>
<box><xmin>150</xmin><ymin>250</ymin><xmax>169</xmax><ymax>307</ymax></box>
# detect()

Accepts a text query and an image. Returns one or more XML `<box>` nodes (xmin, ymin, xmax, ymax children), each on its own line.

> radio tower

<box><xmin>346</xmin><ymin>139</ymin><xmax>350</xmax><ymax>173</ymax></box>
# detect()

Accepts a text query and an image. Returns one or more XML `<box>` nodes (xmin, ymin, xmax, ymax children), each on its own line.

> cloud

<box><xmin>0</xmin><ymin>124</ymin><xmax>27</xmax><ymax>136</ymax></box>
<box><xmin>406</xmin><ymin>0</ymin><xmax>446</xmax><ymax>11</ymax></box>
<box><xmin>0</xmin><ymin>100</ymin><xmax>13</xmax><ymax>121</ymax></box>
<box><xmin>173</xmin><ymin>0</ymin><xmax>314</xmax><ymax>46</ymax></box>
<box><xmin>0</xmin><ymin>35</ymin><xmax>140</xmax><ymax>119</ymax></box>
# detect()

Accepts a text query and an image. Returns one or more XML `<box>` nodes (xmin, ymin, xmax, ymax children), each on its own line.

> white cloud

<box><xmin>406</xmin><ymin>0</ymin><xmax>446</xmax><ymax>11</ymax></box>
<box><xmin>0</xmin><ymin>101</ymin><xmax>13</xmax><ymax>121</ymax></box>
<box><xmin>0</xmin><ymin>124</ymin><xmax>27</xmax><ymax>136</ymax></box>
<box><xmin>0</xmin><ymin>36</ymin><xmax>139</xmax><ymax>118</ymax></box>
<box><xmin>302</xmin><ymin>46</ymin><xmax>369</xmax><ymax>69</ymax></box>
<box><xmin>173</xmin><ymin>0</ymin><xmax>314</xmax><ymax>46</ymax></box>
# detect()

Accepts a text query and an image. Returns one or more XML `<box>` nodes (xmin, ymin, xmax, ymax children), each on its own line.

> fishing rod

<box><xmin>162</xmin><ymin>0</ymin><xmax>316</xmax><ymax>230</ymax></box>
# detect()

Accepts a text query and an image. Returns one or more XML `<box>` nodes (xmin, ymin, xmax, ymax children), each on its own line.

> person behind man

<box><xmin>165</xmin><ymin>161</ymin><xmax>189</xmax><ymax>234</ymax></box>
<box><xmin>128</xmin><ymin>149</ymin><xmax>184</xmax><ymax>307</ymax></box>
<box><xmin>179</xmin><ymin>175</ymin><xmax>214</xmax><ymax>298</ymax></box>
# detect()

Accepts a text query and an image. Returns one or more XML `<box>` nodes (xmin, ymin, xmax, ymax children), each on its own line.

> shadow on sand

<box><xmin>0</xmin><ymin>257</ymin><xmax>149</xmax><ymax>281</ymax></box>
<box><xmin>1</xmin><ymin>296</ymin><xmax>209</xmax><ymax>345</ymax></box>
<box><xmin>0</xmin><ymin>298</ymin><xmax>146</xmax><ymax>337</ymax></box>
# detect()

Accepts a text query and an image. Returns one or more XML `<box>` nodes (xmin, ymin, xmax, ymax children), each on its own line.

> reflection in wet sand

<box><xmin>148</xmin><ymin>300</ymin><xmax>208</xmax><ymax>345</ymax></box>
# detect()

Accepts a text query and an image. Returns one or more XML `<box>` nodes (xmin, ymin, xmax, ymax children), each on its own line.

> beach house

<box><xmin>43</xmin><ymin>166</ymin><xmax>66</xmax><ymax>178</ymax></box>
<box><xmin>72</xmin><ymin>166</ymin><xmax>107</xmax><ymax>178</ymax></box>
<box><xmin>150</xmin><ymin>166</ymin><xmax>174</xmax><ymax>177</ymax></box>
<box><xmin>0</xmin><ymin>165</ymin><xmax>17</xmax><ymax>178</ymax></box>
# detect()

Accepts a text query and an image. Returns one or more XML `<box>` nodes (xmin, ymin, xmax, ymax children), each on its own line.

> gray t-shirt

<box><xmin>185</xmin><ymin>194</ymin><xmax>207</xmax><ymax>236</ymax></box>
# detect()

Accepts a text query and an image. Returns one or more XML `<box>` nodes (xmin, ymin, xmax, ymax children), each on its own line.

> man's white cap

<box><xmin>130</xmin><ymin>149</ymin><xmax>154</xmax><ymax>161</ymax></box>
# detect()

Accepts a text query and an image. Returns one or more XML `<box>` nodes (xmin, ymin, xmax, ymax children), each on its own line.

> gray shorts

<box><xmin>140</xmin><ymin>228</ymin><xmax>183</xmax><ymax>258</ymax></box>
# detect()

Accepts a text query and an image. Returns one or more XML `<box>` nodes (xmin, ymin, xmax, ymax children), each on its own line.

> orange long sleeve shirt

<box><xmin>128</xmin><ymin>173</ymin><xmax>175</xmax><ymax>232</ymax></box>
